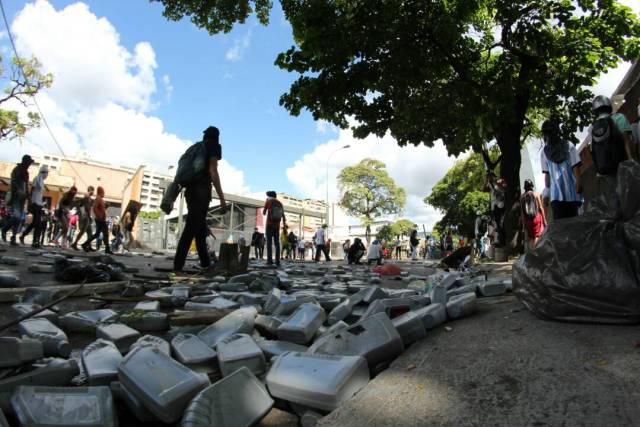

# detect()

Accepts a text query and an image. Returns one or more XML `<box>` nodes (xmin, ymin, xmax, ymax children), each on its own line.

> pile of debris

<box><xmin>0</xmin><ymin>261</ymin><xmax>512</xmax><ymax>426</ymax></box>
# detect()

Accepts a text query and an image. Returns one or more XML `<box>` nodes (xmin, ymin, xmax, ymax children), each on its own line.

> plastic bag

<box><xmin>513</xmin><ymin>161</ymin><xmax>640</xmax><ymax>324</ymax></box>
<box><xmin>372</xmin><ymin>264</ymin><xmax>402</xmax><ymax>276</ymax></box>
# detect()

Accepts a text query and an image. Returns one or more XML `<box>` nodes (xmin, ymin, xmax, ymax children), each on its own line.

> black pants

<box><xmin>174</xmin><ymin>185</ymin><xmax>211</xmax><ymax>271</ymax></box>
<box><xmin>315</xmin><ymin>244</ymin><xmax>331</xmax><ymax>261</ymax></box>
<box><xmin>265</xmin><ymin>224</ymin><xmax>280</xmax><ymax>265</ymax></box>
<box><xmin>551</xmin><ymin>201</ymin><xmax>580</xmax><ymax>220</ymax></box>
<box><xmin>86</xmin><ymin>220</ymin><xmax>110</xmax><ymax>252</ymax></box>
<box><xmin>367</xmin><ymin>257</ymin><xmax>382</xmax><ymax>266</ymax></box>
<box><xmin>74</xmin><ymin>216</ymin><xmax>93</xmax><ymax>245</ymax></box>
<box><xmin>21</xmin><ymin>204</ymin><xmax>43</xmax><ymax>244</ymax></box>
<box><xmin>348</xmin><ymin>250</ymin><xmax>364</xmax><ymax>264</ymax></box>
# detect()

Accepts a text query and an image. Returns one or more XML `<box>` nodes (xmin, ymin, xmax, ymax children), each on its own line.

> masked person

<box><xmin>174</xmin><ymin>126</ymin><xmax>227</xmax><ymax>272</ymax></box>
<box><xmin>540</xmin><ymin>120</ymin><xmax>582</xmax><ymax>220</ymax></box>
<box><xmin>72</xmin><ymin>186</ymin><xmax>94</xmax><ymax>250</ymax></box>
<box><xmin>2</xmin><ymin>155</ymin><xmax>34</xmax><ymax>245</ymax></box>
<box><xmin>20</xmin><ymin>165</ymin><xmax>48</xmax><ymax>248</ymax></box>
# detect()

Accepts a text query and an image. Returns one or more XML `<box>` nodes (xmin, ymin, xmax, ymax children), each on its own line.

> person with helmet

<box><xmin>520</xmin><ymin>179</ymin><xmax>546</xmax><ymax>249</ymax></box>
<box><xmin>590</xmin><ymin>95</ymin><xmax>634</xmax><ymax>177</ymax></box>
<box><xmin>540</xmin><ymin>120</ymin><xmax>582</xmax><ymax>220</ymax></box>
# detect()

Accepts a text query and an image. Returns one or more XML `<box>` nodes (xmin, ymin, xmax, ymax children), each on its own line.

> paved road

<box><xmin>320</xmin><ymin>294</ymin><xmax>640</xmax><ymax>427</ymax></box>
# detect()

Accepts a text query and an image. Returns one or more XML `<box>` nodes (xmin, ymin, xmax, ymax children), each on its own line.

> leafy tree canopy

<box><xmin>337</xmin><ymin>158</ymin><xmax>406</xmax><ymax>241</ymax></box>
<box><xmin>425</xmin><ymin>151</ymin><xmax>494</xmax><ymax>238</ymax></box>
<box><xmin>391</xmin><ymin>219</ymin><xmax>416</xmax><ymax>237</ymax></box>
<box><xmin>0</xmin><ymin>56</ymin><xmax>52</xmax><ymax>140</ymax></box>
<box><xmin>376</xmin><ymin>223</ymin><xmax>394</xmax><ymax>243</ymax></box>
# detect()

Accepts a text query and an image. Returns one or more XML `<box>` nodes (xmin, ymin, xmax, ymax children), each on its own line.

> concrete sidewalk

<box><xmin>320</xmin><ymin>295</ymin><xmax>640</xmax><ymax>426</ymax></box>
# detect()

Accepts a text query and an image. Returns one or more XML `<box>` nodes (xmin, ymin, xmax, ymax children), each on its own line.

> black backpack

<box><xmin>268</xmin><ymin>199</ymin><xmax>284</xmax><ymax>223</ymax></box>
<box><xmin>175</xmin><ymin>142</ymin><xmax>207</xmax><ymax>186</ymax></box>
<box><xmin>523</xmin><ymin>191</ymin><xmax>538</xmax><ymax>219</ymax></box>
<box><xmin>591</xmin><ymin>116</ymin><xmax>625</xmax><ymax>176</ymax></box>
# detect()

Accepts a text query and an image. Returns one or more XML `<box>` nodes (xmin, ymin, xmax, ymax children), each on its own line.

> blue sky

<box><xmin>3</xmin><ymin>0</ymin><xmax>331</xmax><ymax>195</ymax></box>
<box><xmin>1</xmin><ymin>0</ymin><xmax>638</xmax><ymax>228</ymax></box>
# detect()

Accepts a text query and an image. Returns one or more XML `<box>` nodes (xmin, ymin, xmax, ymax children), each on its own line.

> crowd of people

<box><xmin>0</xmin><ymin>155</ymin><xmax>137</xmax><ymax>254</ymax></box>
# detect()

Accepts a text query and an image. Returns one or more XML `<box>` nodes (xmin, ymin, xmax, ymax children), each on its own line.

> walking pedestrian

<box><xmin>55</xmin><ymin>186</ymin><xmax>77</xmax><ymax>249</ymax></box>
<box><xmin>19</xmin><ymin>164</ymin><xmax>48</xmax><ymax>248</ymax></box>
<box><xmin>72</xmin><ymin>186</ymin><xmax>94</xmax><ymax>250</ymax></box>
<box><xmin>2</xmin><ymin>155</ymin><xmax>34</xmax><ymax>245</ymax></box>
<box><xmin>280</xmin><ymin>225</ymin><xmax>290</xmax><ymax>260</ymax></box>
<box><xmin>540</xmin><ymin>120</ymin><xmax>582</xmax><ymax>220</ymax></box>
<box><xmin>410</xmin><ymin>226</ymin><xmax>420</xmax><ymax>260</ymax></box>
<box><xmin>298</xmin><ymin>238</ymin><xmax>306</xmax><ymax>260</ymax></box>
<box><xmin>263</xmin><ymin>191</ymin><xmax>286</xmax><ymax>266</ymax></box>
<box><xmin>174</xmin><ymin>126</ymin><xmax>227</xmax><ymax>272</ymax></box>
<box><xmin>251</xmin><ymin>227</ymin><xmax>262</xmax><ymax>259</ymax></box>
<box><xmin>313</xmin><ymin>224</ymin><xmax>331</xmax><ymax>262</ymax></box>
<box><xmin>82</xmin><ymin>186</ymin><xmax>112</xmax><ymax>254</ymax></box>
<box><xmin>394</xmin><ymin>236</ymin><xmax>402</xmax><ymax>260</ymax></box>
<box><xmin>520</xmin><ymin>179</ymin><xmax>547</xmax><ymax>249</ymax></box>
<box><xmin>287</xmin><ymin>230</ymin><xmax>298</xmax><ymax>260</ymax></box>
<box><xmin>342</xmin><ymin>240</ymin><xmax>351</xmax><ymax>260</ymax></box>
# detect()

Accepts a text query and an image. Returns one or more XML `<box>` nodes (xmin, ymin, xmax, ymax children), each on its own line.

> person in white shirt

<box><xmin>367</xmin><ymin>239</ymin><xmax>383</xmax><ymax>266</ymax></box>
<box><xmin>297</xmin><ymin>239</ymin><xmax>306</xmax><ymax>260</ymax></box>
<box><xmin>313</xmin><ymin>224</ymin><xmax>331</xmax><ymax>262</ymax></box>
<box><xmin>19</xmin><ymin>165</ymin><xmax>48</xmax><ymax>248</ymax></box>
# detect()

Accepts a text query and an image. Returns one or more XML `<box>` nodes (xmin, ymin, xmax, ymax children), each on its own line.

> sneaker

<box><xmin>81</xmin><ymin>243</ymin><xmax>91</xmax><ymax>252</ymax></box>
<box><xmin>10</xmin><ymin>237</ymin><xmax>17</xmax><ymax>247</ymax></box>
<box><xmin>31</xmin><ymin>243</ymin><xmax>40</xmax><ymax>249</ymax></box>
<box><xmin>19</xmin><ymin>235</ymin><xmax>25</xmax><ymax>245</ymax></box>
<box><xmin>71</xmin><ymin>243</ymin><xmax>79</xmax><ymax>251</ymax></box>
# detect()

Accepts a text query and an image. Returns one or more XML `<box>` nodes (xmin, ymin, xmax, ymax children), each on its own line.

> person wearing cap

<box><xmin>174</xmin><ymin>126</ymin><xmax>228</xmax><ymax>272</ymax></box>
<box><xmin>2</xmin><ymin>155</ymin><xmax>34</xmax><ymax>245</ymax></box>
<box><xmin>263</xmin><ymin>191</ymin><xmax>286</xmax><ymax>266</ymax></box>
<box><xmin>19</xmin><ymin>164</ymin><xmax>48</xmax><ymax>248</ymax></box>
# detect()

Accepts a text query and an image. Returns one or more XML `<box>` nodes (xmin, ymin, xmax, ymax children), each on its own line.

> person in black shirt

<box><xmin>174</xmin><ymin>126</ymin><xmax>228</xmax><ymax>272</ymax></box>
<box><xmin>72</xmin><ymin>186</ymin><xmax>94</xmax><ymax>250</ymax></box>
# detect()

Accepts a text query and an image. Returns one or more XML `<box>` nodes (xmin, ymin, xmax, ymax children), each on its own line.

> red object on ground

<box><xmin>373</xmin><ymin>263</ymin><xmax>403</xmax><ymax>276</ymax></box>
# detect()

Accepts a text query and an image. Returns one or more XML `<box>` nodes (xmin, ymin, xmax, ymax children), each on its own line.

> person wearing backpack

<box><xmin>540</xmin><ymin>120</ymin><xmax>583</xmax><ymax>220</ymax></box>
<box><xmin>520</xmin><ymin>179</ymin><xmax>546</xmax><ymax>249</ymax></box>
<box><xmin>409</xmin><ymin>226</ymin><xmax>420</xmax><ymax>260</ymax></box>
<box><xmin>251</xmin><ymin>227</ymin><xmax>262</xmax><ymax>259</ymax></box>
<box><xmin>590</xmin><ymin>95</ymin><xmax>633</xmax><ymax>178</ymax></box>
<box><xmin>263</xmin><ymin>191</ymin><xmax>286</xmax><ymax>266</ymax></box>
<box><xmin>173</xmin><ymin>126</ymin><xmax>228</xmax><ymax>272</ymax></box>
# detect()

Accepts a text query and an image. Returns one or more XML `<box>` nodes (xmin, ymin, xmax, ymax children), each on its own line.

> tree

<box><xmin>152</xmin><ymin>0</ymin><xmax>640</xmax><ymax>249</ymax></box>
<box><xmin>425</xmin><ymin>152</ymin><xmax>492</xmax><ymax>239</ymax></box>
<box><xmin>376</xmin><ymin>224</ymin><xmax>394</xmax><ymax>243</ymax></box>
<box><xmin>138</xmin><ymin>210</ymin><xmax>163</xmax><ymax>220</ymax></box>
<box><xmin>391</xmin><ymin>219</ymin><xmax>416</xmax><ymax>237</ymax></box>
<box><xmin>0</xmin><ymin>56</ymin><xmax>53</xmax><ymax>140</ymax></box>
<box><xmin>337</xmin><ymin>158</ymin><xmax>406</xmax><ymax>243</ymax></box>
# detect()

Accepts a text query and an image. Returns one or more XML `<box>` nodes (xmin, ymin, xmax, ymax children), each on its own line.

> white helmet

<box><xmin>592</xmin><ymin>95</ymin><xmax>612</xmax><ymax>116</ymax></box>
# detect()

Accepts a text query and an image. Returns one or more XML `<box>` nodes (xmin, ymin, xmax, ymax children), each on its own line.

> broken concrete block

<box><xmin>263</xmin><ymin>287</ymin><xmax>282</xmax><ymax>314</ymax></box>
<box><xmin>447</xmin><ymin>283</ymin><xmax>478</xmax><ymax>298</ymax></box>
<box><xmin>0</xmin><ymin>256</ymin><xmax>20</xmax><ymax>266</ymax></box>
<box><xmin>133</xmin><ymin>300</ymin><xmax>160</xmax><ymax>312</ymax></box>
<box><xmin>361</xmin><ymin>285</ymin><xmax>387</xmax><ymax>304</ymax></box>
<box><xmin>309</xmin><ymin>312</ymin><xmax>404</xmax><ymax>370</ymax></box>
<box><xmin>130</xmin><ymin>335</ymin><xmax>170</xmax><ymax>356</ymax></box>
<box><xmin>18</xmin><ymin>318</ymin><xmax>71</xmax><ymax>357</ymax></box>
<box><xmin>315</xmin><ymin>320</ymin><xmax>349</xmax><ymax>340</ymax></box>
<box><xmin>414</xmin><ymin>303</ymin><xmax>447</xmax><ymax>330</ymax></box>
<box><xmin>121</xmin><ymin>283</ymin><xmax>144</xmax><ymax>297</ymax></box>
<box><xmin>216</xmin><ymin>333</ymin><xmax>266</xmax><ymax>377</ymax></box>
<box><xmin>407</xmin><ymin>280</ymin><xmax>427</xmax><ymax>293</ymax></box>
<box><xmin>184</xmin><ymin>301</ymin><xmax>227</xmax><ymax>312</ymax></box>
<box><xmin>23</xmin><ymin>249</ymin><xmax>44</xmax><ymax>257</ymax></box>
<box><xmin>59</xmin><ymin>309</ymin><xmax>118</xmax><ymax>333</ymax></box>
<box><xmin>409</xmin><ymin>294</ymin><xmax>431</xmax><ymax>307</ymax></box>
<box><xmin>11</xmin><ymin>386</ymin><xmax>116</xmax><ymax>427</ymax></box>
<box><xmin>219</xmin><ymin>282</ymin><xmax>249</xmax><ymax>292</ymax></box>
<box><xmin>446</xmin><ymin>292</ymin><xmax>477</xmax><ymax>319</ymax></box>
<box><xmin>120</xmin><ymin>311</ymin><xmax>169</xmax><ymax>332</ymax></box>
<box><xmin>118</xmin><ymin>345</ymin><xmax>210</xmax><ymax>423</ymax></box>
<box><xmin>228</xmin><ymin>272</ymin><xmax>259</xmax><ymax>285</ymax></box>
<box><xmin>182</xmin><ymin>367</ymin><xmax>273</xmax><ymax>427</ymax></box>
<box><xmin>0</xmin><ymin>359</ymin><xmax>79</xmax><ymax>411</ymax></box>
<box><xmin>477</xmin><ymin>280</ymin><xmax>506</xmax><ymax>297</ymax></box>
<box><xmin>277</xmin><ymin>303</ymin><xmax>326</xmax><ymax>345</ymax></box>
<box><xmin>256</xmin><ymin>340</ymin><xmax>308</xmax><ymax>359</ymax></box>
<box><xmin>0</xmin><ymin>336</ymin><xmax>43</xmax><ymax>368</ymax></box>
<box><xmin>208</xmin><ymin>297</ymin><xmax>241</xmax><ymax>310</ymax></box>
<box><xmin>237</xmin><ymin>292</ymin><xmax>265</xmax><ymax>306</ymax></box>
<box><xmin>197</xmin><ymin>306</ymin><xmax>257</xmax><ymax>348</ymax></box>
<box><xmin>440</xmin><ymin>273</ymin><xmax>462</xmax><ymax>290</ymax></box>
<box><xmin>273</xmin><ymin>296</ymin><xmax>317</xmax><ymax>316</ymax></box>
<box><xmin>301</xmin><ymin>410</ymin><xmax>323</xmax><ymax>427</ymax></box>
<box><xmin>189</xmin><ymin>294</ymin><xmax>219</xmax><ymax>303</ymax></box>
<box><xmin>27</xmin><ymin>264</ymin><xmax>55</xmax><ymax>273</ymax></box>
<box><xmin>171</xmin><ymin>334</ymin><xmax>217</xmax><ymax>368</ymax></box>
<box><xmin>428</xmin><ymin>284</ymin><xmax>448</xmax><ymax>305</ymax></box>
<box><xmin>266</xmin><ymin>352</ymin><xmax>369</xmax><ymax>412</ymax></box>
<box><xmin>0</xmin><ymin>272</ymin><xmax>20</xmax><ymax>288</ymax></box>
<box><xmin>82</xmin><ymin>339</ymin><xmax>122</xmax><ymax>386</ymax></box>
<box><xmin>11</xmin><ymin>303</ymin><xmax>58</xmax><ymax>323</ymax></box>
<box><xmin>96</xmin><ymin>323</ymin><xmax>141</xmax><ymax>353</ymax></box>
<box><xmin>391</xmin><ymin>311</ymin><xmax>427</xmax><ymax>346</ymax></box>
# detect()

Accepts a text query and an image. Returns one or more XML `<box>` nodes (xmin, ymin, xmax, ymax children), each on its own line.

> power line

<box><xmin>0</xmin><ymin>0</ymin><xmax>87</xmax><ymax>188</ymax></box>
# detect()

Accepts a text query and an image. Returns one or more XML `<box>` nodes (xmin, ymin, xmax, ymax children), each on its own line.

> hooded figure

<box><xmin>542</xmin><ymin>120</ymin><xmax>569</xmax><ymax>164</ymax></box>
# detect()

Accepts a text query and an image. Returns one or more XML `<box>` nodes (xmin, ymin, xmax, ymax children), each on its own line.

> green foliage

<box><xmin>138</xmin><ymin>210</ymin><xmax>163</xmax><ymax>220</ymax></box>
<box><xmin>391</xmin><ymin>219</ymin><xmax>416</xmax><ymax>237</ymax></box>
<box><xmin>425</xmin><ymin>152</ymin><xmax>492</xmax><ymax>238</ymax></box>
<box><xmin>150</xmin><ymin>0</ymin><xmax>272</xmax><ymax>34</ymax></box>
<box><xmin>376</xmin><ymin>224</ymin><xmax>394</xmax><ymax>243</ymax></box>
<box><xmin>337</xmin><ymin>158</ymin><xmax>406</xmax><ymax>241</ymax></box>
<box><xmin>0</xmin><ymin>56</ymin><xmax>53</xmax><ymax>140</ymax></box>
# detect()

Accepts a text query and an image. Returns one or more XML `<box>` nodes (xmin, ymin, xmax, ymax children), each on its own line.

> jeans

<box><xmin>2</xmin><ymin>199</ymin><xmax>25</xmax><ymax>241</ymax></box>
<box><xmin>86</xmin><ymin>219</ymin><xmax>110</xmax><ymax>252</ymax></box>
<box><xmin>74</xmin><ymin>216</ymin><xmax>93</xmax><ymax>245</ymax></box>
<box><xmin>411</xmin><ymin>244</ymin><xmax>418</xmax><ymax>260</ymax></box>
<box><xmin>265</xmin><ymin>224</ymin><xmax>280</xmax><ymax>264</ymax></box>
<box><xmin>315</xmin><ymin>244</ymin><xmax>330</xmax><ymax>261</ymax></box>
<box><xmin>111</xmin><ymin>233</ymin><xmax>123</xmax><ymax>252</ymax></box>
<box><xmin>21</xmin><ymin>203</ymin><xmax>43</xmax><ymax>245</ymax></box>
<box><xmin>174</xmin><ymin>185</ymin><xmax>211</xmax><ymax>271</ymax></box>
<box><xmin>367</xmin><ymin>257</ymin><xmax>382</xmax><ymax>266</ymax></box>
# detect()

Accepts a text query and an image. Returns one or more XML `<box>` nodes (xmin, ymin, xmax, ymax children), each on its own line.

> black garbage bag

<box><xmin>513</xmin><ymin>160</ymin><xmax>640</xmax><ymax>324</ymax></box>
<box><xmin>54</xmin><ymin>257</ymin><xmax>126</xmax><ymax>283</ymax></box>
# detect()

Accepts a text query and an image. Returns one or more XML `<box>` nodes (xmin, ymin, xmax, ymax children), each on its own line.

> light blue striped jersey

<box><xmin>541</xmin><ymin>142</ymin><xmax>582</xmax><ymax>203</ymax></box>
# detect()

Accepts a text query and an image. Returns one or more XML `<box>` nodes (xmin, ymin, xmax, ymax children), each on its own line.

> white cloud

<box><xmin>3</xmin><ymin>0</ymin><xmax>251</xmax><ymax>197</ymax></box>
<box><xmin>225</xmin><ymin>26</ymin><xmax>253</xmax><ymax>62</ymax></box>
<box><xmin>315</xmin><ymin>120</ymin><xmax>338</xmax><ymax>134</ymax></box>
<box><xmin>286</xmin><ymin>128</ymin><xmax>456</xmax><ymax>230</ymax></box>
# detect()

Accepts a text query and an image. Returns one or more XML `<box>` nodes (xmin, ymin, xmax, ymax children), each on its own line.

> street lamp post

<box><xmin>325</xmin><ymin>144</ymin><xmax>351</xmax><ymax>228</ymax></box>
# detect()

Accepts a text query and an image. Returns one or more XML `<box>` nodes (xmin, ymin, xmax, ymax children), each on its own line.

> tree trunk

<box><xmin>365</xmin><ymin>224</ymin><xmax>371</xmax><ymax>245</ymax></box>
<box><xmin>497</xmin><ymin>128</ymin><xmax>525</xmax><ymax>255</ymax></box>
